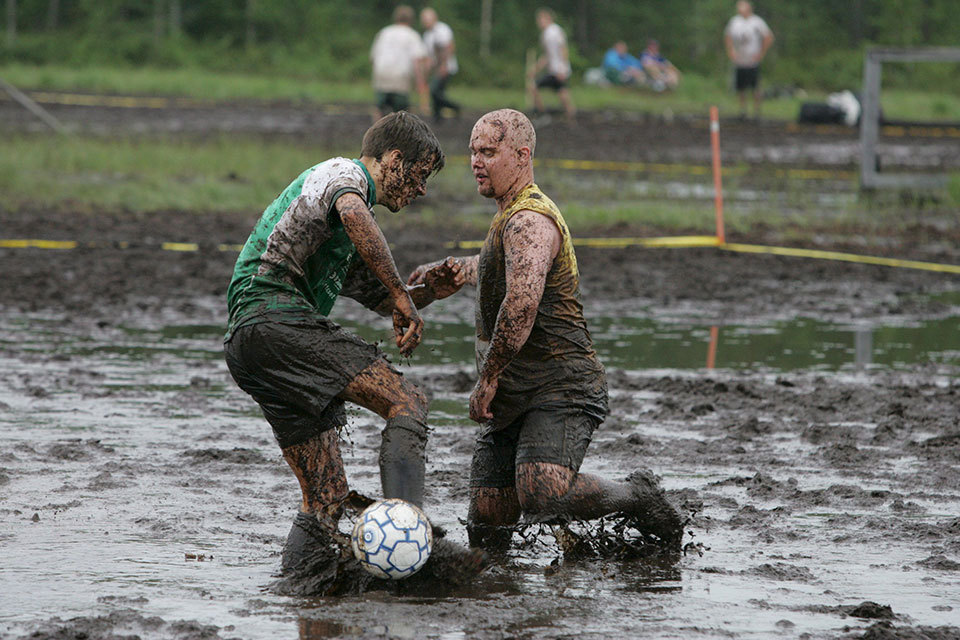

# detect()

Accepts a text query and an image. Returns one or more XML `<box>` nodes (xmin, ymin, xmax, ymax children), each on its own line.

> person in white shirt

<box><xmin>370</xmin><ymin>5</ymin><xmax>429</xmax><ymax>121</ymax></box>
<box><xmin>528</xmin><ymin>8</ymin><xmax>575</xmax><ymax>120</ymax></box>
<box><xmin>420</xmin><ymin>7</ymin><xmax>461</xmax><ymax>122</ymax></box>
<box><xmin>724</xmin><ymin>0</ymin><xmax>774</xmax><ymax>118</ymax></box>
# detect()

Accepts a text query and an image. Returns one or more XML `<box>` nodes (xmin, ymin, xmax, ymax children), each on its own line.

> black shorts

<box><xmin>224</xmin><ymin>316</ymin><xmax>386</xmax><ymax>449</ymax></box>
<box><xmin>470</xmin><ymin>406</ymin><xmax>599</xmax><ymax>489</ymax></box>
<box><xmin>536</xmin><ymin>74</ymin><xmax>568</xmax><ymax>91</ymax></box>
<box><xmin>735</xmin><ymin>66</ymin><xmax>760</xmax><ymax>91</ymax></box>
<box><xmin>375</xmin><ymin>91</ymin><xmax>410</xmax><ymax>113</ymax></box>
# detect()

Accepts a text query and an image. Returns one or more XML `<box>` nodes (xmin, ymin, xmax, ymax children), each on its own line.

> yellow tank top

<box><xmin>476</xmin><ymin>183</ymin><xmax>607</xmax><ymax>427</ymax></box>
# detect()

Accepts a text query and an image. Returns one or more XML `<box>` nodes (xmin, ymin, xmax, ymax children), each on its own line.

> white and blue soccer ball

<box><xmin>351</xmin><ymin>498</ymin><xmax>433</xmax><ymax>579</ymax></box>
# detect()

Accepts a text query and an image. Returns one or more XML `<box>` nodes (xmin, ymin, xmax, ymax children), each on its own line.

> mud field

<box><xmin>2</xmin><ymin>97</ymin><xmax>960</xmax><ymax>639</ymax></box>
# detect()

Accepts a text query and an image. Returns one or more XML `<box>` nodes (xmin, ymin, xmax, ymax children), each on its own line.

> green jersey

<box><xmin>225</xmin><ymin>158</ymin><xmax>379</xmax><ymax>340</ymax></box>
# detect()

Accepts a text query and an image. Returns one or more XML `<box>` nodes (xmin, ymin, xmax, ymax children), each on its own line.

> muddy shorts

<box><xmin>224</xmin><ymin>316</ymin><xmax>386</xmax><ymax>449</ymax></box>
<box><xmin>469</xmin><ymin>406</ymin><xmax>599</xmax><ymax>488</ymax></box>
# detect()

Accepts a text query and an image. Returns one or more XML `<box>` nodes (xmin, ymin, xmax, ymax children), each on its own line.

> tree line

<box><xmin>3</xmin><ymin>0</ymin><xmax>959</xmax><ymax>90</ymax></box>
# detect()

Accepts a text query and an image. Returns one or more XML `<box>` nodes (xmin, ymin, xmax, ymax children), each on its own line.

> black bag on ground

<box><xmin>798</xmin><ymin>102</ymin><xmax>846</xmax><ymax>125</ymax></box>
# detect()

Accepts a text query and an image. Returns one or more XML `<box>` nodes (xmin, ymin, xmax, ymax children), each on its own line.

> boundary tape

<box><xmin>3</xmin><ymin>235</ymin><xmax>959</xmax><ymax>274</ymax></box>
<box><xmin>445</xmin><ymin>155</ymin><xmax>855</xmax><ymax>181</ymax></box>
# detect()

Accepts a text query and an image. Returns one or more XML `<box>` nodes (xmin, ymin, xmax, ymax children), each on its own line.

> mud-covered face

<box><xmin>469</xmin><ymin>120</ymin><xmax>527</xmax><ymax>200</ymax></box>
<box><xmin>379</xmin><ymin>152</ymin><xmax>435</xmax><ymax>212</ymax></box>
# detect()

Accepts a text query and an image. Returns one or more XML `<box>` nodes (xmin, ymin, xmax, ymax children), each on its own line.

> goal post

<box><xmin>860</xmin><ymin>46</ymin><xmax>960</xmax><ymax>190</ymax></box>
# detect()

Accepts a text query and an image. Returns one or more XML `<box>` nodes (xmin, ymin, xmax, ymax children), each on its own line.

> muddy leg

<box><xmin>516</xmin><ymin>462</ymin><xmax>682</xmax><ymax>549</ymax></box>
<box><xmin>339</xmin><ymin>358</ymin><xmax>428</xmax><ymax>506</ymax></box>
<box><xmin>281</xmin><ymin>428</ymin><xmax>349</xmax><ymax>522</ymax></box>
<box><xmin>279</xmin><ymin>429</ymin><xmax>349</xmax><ymax>572</ymax></box>
<box><xmin>467</xmin><ymin>486</ymin><xmax>521</xmax><ymax>552</ymax></box>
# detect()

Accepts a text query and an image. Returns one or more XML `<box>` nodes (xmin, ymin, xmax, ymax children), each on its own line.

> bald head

<box><xmin>737</xmin><ymin>1</ymin><xmax>752</xmax><ymax>17</ymax></box>
<box><xmin>470</xmin><ymin>109</ymin><xmax>537</xmax><ymax>203</ymax></box>
<box><xmin>474</xmin><ymin>109</ymin><xmax>537</xmax><ymax>157</ymax></box>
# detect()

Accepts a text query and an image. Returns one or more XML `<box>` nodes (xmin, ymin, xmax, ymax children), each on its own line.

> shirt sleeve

<box><xmin>436</xmin><ymin>24</ymin><xmax>453</xmax><ymax>48</ymax></box>
<box><xmin>301</xmin><ymin>160</ymin><xmax>368</xmax><ymax>226</ymax></box>
<box><xmin>756</xmin><ymin>16</ymin><xmax>772</xmax><ymax>36</ymax></box>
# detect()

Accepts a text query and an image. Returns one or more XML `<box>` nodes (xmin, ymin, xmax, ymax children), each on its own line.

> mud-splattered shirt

<box><xmin>476</xmin><ymin>183</ymin><xmax>608</xmax><ymax>428</ymax></box>
<box><xmin>225</xmin><ymin>158</ymin><xmax>388</xmax><ymax>340</ymax></box>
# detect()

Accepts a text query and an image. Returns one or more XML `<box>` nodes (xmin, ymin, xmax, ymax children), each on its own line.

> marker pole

<box><xmin>710</xmin><ymin>106</ymin><xmax>725</xmax><ymax>244</ymax></box>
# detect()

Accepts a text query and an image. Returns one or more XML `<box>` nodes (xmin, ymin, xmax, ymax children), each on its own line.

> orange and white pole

<box><xmin>710</xmin><ymin>106</ymin><xmax>726</xmax><ymax>244</ymax></box>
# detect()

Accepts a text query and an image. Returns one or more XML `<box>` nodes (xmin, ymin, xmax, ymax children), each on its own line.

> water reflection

<box><xmin>336</xmin><ymin>314</ymin><xmax>960</xmax><ymax>373</ymax></box>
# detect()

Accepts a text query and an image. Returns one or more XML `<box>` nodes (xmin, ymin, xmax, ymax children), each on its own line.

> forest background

<box><xmin>2</xmin><ymin>0</ymin><xmax>959</xmax><ymax>96</ymax></box>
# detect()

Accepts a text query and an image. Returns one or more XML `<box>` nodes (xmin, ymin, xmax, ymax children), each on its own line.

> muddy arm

<box><xmin>469</xmin><ymin>211</ymin><xmax>560</xmax><ymax>422</ymax></box>
<box><xmin>336</xmin><ymin>192</ymin><xmax>422</xmax><ymax>355</ymax></box>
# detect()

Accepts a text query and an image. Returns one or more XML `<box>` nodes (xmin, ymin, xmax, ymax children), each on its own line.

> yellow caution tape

<box><xmin>160</xmin><ymin>242</ymin><xmax>199</xmax><ymax>252</ymax></box>
<box><xmin>719</xmin><ymin>242</ymin><xmax>960</xmax><ymax>274</ymax></box>
<box><xmin>0</xmin><ymin>239</ymin><xmax>77</xmax><ymax>249</ymax></box>
<box><xmin>445</xmin><ymin>155</ymin><xmax>853</xmax><ymax>180</ymax></box>
<box><xmin>4</xmin><ymin>235</ymin><xmax>959</xmax><ymax>274</ymax></box>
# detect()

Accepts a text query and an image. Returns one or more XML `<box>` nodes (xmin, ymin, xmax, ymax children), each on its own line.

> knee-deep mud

<box><xmin>2</xmin><ymin>97</ymin><xmax>960</xmax><ymax>639</ymax></box>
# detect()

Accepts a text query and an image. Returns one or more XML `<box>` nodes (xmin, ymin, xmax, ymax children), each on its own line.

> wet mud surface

<box><xmin>2</xmin><ymin>99</ymin><xmax>960</xmax><ymax>639</ymax></box>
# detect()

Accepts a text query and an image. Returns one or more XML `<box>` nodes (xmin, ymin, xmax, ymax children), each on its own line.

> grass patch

<box><xmin>3</xmin><ymin>132</ymin><xmax>955</xmax><ymax>251</ymax></box>
<box><xmin>1</xmin><ymin>134</ymin><xmax>354</xmax><ymax>213</ymax></box>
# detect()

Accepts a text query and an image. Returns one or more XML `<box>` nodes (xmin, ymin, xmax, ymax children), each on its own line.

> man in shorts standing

<box><xmin>224</xmin><ymin>112</ymin><xmax>463</xmax><ymax>572</ymax></box>
<box><xmin>420</xmin><ymin>7</ymin><xmax>461</xmax><ymax>122</ymax></box>
<box><xmin>371</xmin><ymin>5</ymin><xmax>429</xmax><ymax>121</ymax></box>
<box><xmin>408</xmin><ymin>109</ymin><xmax>683</xmax><ymax>553</ymax></box>
<box><xmin>725</xmin><ymin>1</ymin><xmax>774</xmax><ymax>119</ymax></box>
<box><xmin>528</xmin><ymin>8</ymin><xmax>575</xmax><ymax>120</ymax></box>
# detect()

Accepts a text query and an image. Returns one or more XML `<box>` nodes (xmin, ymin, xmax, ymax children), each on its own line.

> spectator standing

<box><xmin>528</xmin><ymin>8</ymin><xmax>575</xmax><ymax>120</ymax></box>
<box><xmin>640</xmin><ymin>39</ymin><xmax>680</xmax><ymax>91</ymax></box>
<box><xmin>371</xmin><ymin>5</ymin><xmax>429</xmax><ymax>121</ymax></box>
<box><xmin>420</xmin><ymin>7</ymin><xmax>461</xmax><ymax>122</ymax></box>
<box><xmin>724</xmin><ymin>0</ymin><xmax>774</xmax><ymax>118</ymax></box>
<box><xmin>602</xmin><ymin>41</ymin><xmax>645</xmax><ymax>86</ymax></box>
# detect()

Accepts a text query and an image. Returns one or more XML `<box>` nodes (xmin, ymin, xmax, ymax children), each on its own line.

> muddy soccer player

<box><xmin>409</xmin><ymin>109</ymin><xmax>683</xmax><ymax>552</ymax></box>
<box><xmin>224</xmin><ymin>111</ymin><xmax>473</xmax><ymax>573</ymax></box>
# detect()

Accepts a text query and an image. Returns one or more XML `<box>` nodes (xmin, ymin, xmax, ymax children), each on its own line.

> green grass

<box><xmin>0</xmin><ymin>134</ymin><xmax>355</xmax><ymax>213</ymax></box>
<box><xmin>5</xmin><ymin>131</ymin><xmax>947</xmax><ymax>250</ymax></box>
<box><xmin>6</xmin><ymin>62</ymin><xmax>960</xmax><ymax>122</ymax></box>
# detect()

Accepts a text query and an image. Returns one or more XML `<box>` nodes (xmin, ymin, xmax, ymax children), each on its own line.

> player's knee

<box><xmin>515</xmin><ymin>463</ymin><xmax>572</xmax><ymax>515</ymax></box>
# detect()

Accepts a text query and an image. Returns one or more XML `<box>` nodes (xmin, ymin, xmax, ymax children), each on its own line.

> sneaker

<box><xmin>281</xmin><ymin>512</ymin><xmax>340</xmax><ymax>573</ymax></box>
<box><xmin>625</xmin><ymin>470</ymin><xmax>684</xmax><ymax>550</ymax></box>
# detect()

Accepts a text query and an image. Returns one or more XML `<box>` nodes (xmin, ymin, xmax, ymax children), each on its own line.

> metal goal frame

<box><xmin>860</xmin><ymin>46</ymin><xmax>960</xmax><ymax>190</ymax></box>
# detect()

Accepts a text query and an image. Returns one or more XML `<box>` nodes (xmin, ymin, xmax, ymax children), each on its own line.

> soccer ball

<box><xmin>351</xmin><ymin>499</ymin><xmax>433</xmax><ymax>579</ymax></box>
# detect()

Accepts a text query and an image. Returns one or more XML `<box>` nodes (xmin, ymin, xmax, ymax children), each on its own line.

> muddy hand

<box><xmin>407</xmin><ymin>257</ymin><xmax>447</xmax><ymax>287</ymax></box>
<box><xmin>423</xmin><ymin>257</ymin><xmax>466</xmax><ymax>300</ymax></box>
<box><xmin>469</xmin><ymin>376</ymin><xmax>497</xmax><ymax>423</ymax></box>
<box><xmin>392</xmin><ymin>294</ymin><xmax>423</xmax><ymax>356</ymax></box>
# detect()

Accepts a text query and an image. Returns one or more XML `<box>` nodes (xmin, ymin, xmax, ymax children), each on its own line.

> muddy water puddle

<box><xmin>2</xmin><ymin>300</ymin><xmax>959</xmax><ymax>638</ymax></box>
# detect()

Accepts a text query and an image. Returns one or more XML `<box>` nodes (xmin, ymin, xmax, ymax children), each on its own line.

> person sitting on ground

<box><xmin>640</xmin><ymin>39</ymin><xmax>680</xmax><ymax>91</ymax></box>
<box><xmin>602</xmin><ymin>41</ymin><xmax>646</xmax><ymax>86</ymax></box>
